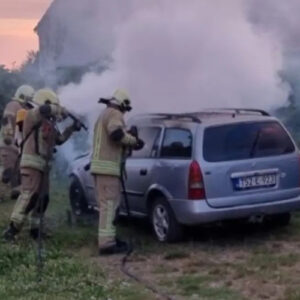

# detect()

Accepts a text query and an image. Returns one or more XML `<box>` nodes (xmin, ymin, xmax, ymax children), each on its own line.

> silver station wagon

<box><xmin>69</xmin><ymin>109</ymin><xmax>300</xmax><ymax>242</ymax></box>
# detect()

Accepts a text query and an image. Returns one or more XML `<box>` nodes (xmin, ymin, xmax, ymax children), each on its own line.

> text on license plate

<box><xmin>233</xmin><ymin>174</ymin><xmax>277</xmax><ymax>190</ymax></box>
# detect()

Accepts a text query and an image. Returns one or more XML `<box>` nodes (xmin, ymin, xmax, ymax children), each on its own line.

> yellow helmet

<box><xmin>113</xmin><ymin>89</ymin><xmax>130</xmax><ymax>104</ymax></box>
<box><xmin>33</xmin><ymin>89</ymin><xmax>60</xmax><ymax>106</ymax></box>
<box><xmin>99</xmin><ymin>89</ymin><xmax>132</xmax><ymax>111</ymax></box>
<box><xmin>14</xmin><ymin>85</ymin><xmax>35</xmax><ymax>103</ymax></box>
<box><xmin>112</xmin><ymin>89</ymin><xmax>132</xmax><ymax>111</ymax></box>
<box><xmin>16</xmin><ymin>109</ymin><xmax>28</xmax><ymax>124</ymax></box>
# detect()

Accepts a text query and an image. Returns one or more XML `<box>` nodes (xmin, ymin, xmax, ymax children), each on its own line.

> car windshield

<box><xmin>203</xmin><ymin>121</ymin><xmax>295</xmax><ymax>162</ymax></box>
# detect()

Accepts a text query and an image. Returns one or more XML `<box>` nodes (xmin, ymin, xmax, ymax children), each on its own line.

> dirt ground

<box><xmin>77</xmin><ymin>216</ymin><xmax>300</xmax><ymax>300</ymax></box>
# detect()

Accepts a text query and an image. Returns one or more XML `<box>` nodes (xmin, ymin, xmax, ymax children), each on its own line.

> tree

<box><xmin>0</xmin><ymin>65</ymin><xmax>22</xmax><ymax>119</ymax></box>
<box><xmin>19</xmin><ymin>51</ymin><xmax>45</xmax><ymax>89</ymax></box>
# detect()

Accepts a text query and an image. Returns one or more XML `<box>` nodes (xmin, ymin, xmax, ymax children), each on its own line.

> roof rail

<box><xmin>131</xmin><ymin>113</ymin><xmax>201</xmax><ymax>123</ymax></box>
<box><xmin>185</xmin><ymin>108</ymin><xmax>270</xmax><ymax>117</ymax></box>
<box><xmin>210</xmin><ymin>108</ymin><xmax>270</xmax><ymax>116</ymax></box>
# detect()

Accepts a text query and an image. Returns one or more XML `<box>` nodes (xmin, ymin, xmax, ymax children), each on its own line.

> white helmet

<box><xmin>14</xmin><ymin>85</ymin><xmax>35</xmax><ymax>103</ymax></box>
<box><xmin>33</xmin><ymin>89</ymin><xmax>60</xmax><ymax>106</ymax></box>
<box><xmin>100</xmin><ymin>89</ymin><xmax>132</xmax><ymax>112</ymax></box>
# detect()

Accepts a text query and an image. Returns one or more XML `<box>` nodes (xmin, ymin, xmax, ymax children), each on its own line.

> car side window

<box><xmin>131</xmin><ymin>127</ymin><xmax>161</xmax><ymax>158</ymax></box>
<box><xmin>160</xmin><ymin>128</ymin><xmax>192</xmax><ymax>158</ymax></box>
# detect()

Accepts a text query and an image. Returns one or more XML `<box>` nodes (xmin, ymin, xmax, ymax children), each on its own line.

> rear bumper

<box><xmin>171</xmin><ymin>196</ymin><xmax>300</xmax><ymax>225</ymax></box>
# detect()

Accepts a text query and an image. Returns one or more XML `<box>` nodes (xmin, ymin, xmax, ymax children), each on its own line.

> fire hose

<box><xmin>120</xmin><ymin>171</ymin><xmax>174</xmax><ymax>300</ymax></box>
<box><xmin>119</xmin><ymin>130</ymin><xmax>174</xmax><ymax>300</ymax></box>
<box><xmin>28</xmin><ymin>99</ymin><xmax>88</xmax><ymax>132</ymax></box>
<box><xmin>36</xmin><ymin>161</ymin><xmax>50</xmax><ymax>282</ymax></box>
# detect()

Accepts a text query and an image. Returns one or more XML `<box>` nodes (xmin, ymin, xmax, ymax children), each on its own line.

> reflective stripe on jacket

<box><xmin>91</xmin><ymin>107</ymin><xmax>137</xmax><ymax>177</ymax></box>
<box><xmin>20</xmin><ymin>106</ymin><xmax>74</xmax><ymax>172</ymax></box>
<box><xmin>20</xmin><ymin>154</ymin><xmax>47</xmax><ymax>172</ymax></box>
<box><xmin>0</xmin><ymin>100</ymin><xmax>23</xmax><ymax>149</ymax></box>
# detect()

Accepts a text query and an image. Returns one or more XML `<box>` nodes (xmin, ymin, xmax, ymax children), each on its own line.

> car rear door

<box><xmin>153</xmin><ymin>127</ymin><xmax>194</xmax><ymax>200</ymax></box>
<box><xmin>125</xmin><ymin>126</ymin><xmax>162</xmax><ymax>214</ymax></box>
<box><xmin>200</xmin><ymin>120</ymin><xmax>300</xmax><ymax>208</ymax></box>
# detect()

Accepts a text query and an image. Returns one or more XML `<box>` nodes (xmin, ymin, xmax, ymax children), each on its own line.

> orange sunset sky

<box><xmin>0</xmin><ymin>0</ymin><xmax>51</xmax><ymax>69</ymax></box>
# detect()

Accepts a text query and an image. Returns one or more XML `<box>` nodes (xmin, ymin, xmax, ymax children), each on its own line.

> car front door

<box><xmin>125</xmin><ymin>126</ymin><xmax>162</xmax><ymax>214</ymax></box>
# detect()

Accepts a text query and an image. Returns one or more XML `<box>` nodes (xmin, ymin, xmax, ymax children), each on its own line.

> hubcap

<box><xmin>153</xmin><ymin>204</ymin><xmax>169</xmax><ymax>241</ymax></box>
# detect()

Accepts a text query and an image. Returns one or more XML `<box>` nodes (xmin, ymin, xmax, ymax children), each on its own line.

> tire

<box><xmin>151</xmin><ymin>197</ymin><xmax>183</xmax><ymax>243</ymax></box>
<box><xmin>69</xmin><ymin>176</ymin><xmax>91</xmax><ymax>216</ymax></box>
<box><xmin>266</xmin><ymin>213</ymin><xmax>291</xmax><ymax>227</ymax></box>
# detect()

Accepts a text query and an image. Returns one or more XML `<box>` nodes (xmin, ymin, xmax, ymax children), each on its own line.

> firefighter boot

<box><xmin>3</xmin><ymin>222</ymin><xmax>19</xmax><ymax>242</ymax></box>
<box><xmin>99</xmin><ymin>238</ymin><xmax>132</xmax><ymax>256</ymax></box>
<box><xmin>11</xmin><ymin>188</ymin><xmax>21</xmax><ymax>200</ymax></box>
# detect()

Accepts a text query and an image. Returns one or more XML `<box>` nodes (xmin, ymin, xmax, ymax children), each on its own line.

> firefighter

<box><xmin>92</xmin><ymin>89</ymin><xmax>144</xmax><ymax>255</ymax></box>
<box><xmin>3</xmin><ymin>88</ymin><xmax>81</xmax><ymax>241</ymax></box>
<box><xmin>0</xmin><ymin>85</ymin><xmax>35</xmax><ymax>197</ymax></box>
<box><xmin>15</xmin><ymin>109</ymin><xmax>28</xmax><ymax>150</ymax></box>
<box><xmin>10</xmin><ymin>108</ymin><xmax>31</xmax><ymax>200</ymax></box>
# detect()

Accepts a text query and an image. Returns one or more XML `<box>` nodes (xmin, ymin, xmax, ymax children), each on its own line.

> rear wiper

<box><xmin>249</xmin><ymin>130</ymin><xmax>261</xmax><ymax>157</ymax></box>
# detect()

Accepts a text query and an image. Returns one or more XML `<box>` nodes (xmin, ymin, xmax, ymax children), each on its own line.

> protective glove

<box><xmin>134</xmin><ymin>138</ymin><xmax>145</xmax><ymax>151</ymax></box>
<box><xmin>59</xmin><ymin>106</ymin><xmax>69</xmax><ymax>120</ymax></box>
<box><xmin>72</xmin><ymin>120</ymin><xmax>82</xmax><ymax>132</ymax></box>
<box><xmin>128</xmin><ymin>126</ymin><xmax>138</xmax><ymax>138</ymax></box>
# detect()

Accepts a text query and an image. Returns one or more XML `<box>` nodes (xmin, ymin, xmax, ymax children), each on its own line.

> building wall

<box><xmin>35</xmin><ymin>0</ymin><xmax>134</xmax><ymax>86</ymax></box>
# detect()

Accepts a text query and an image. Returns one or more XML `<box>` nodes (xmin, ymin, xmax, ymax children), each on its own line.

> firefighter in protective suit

<box><xmin>3</xmin><ymin>89</ymin><xmax>81</xmax><ymax>241</ymax></box>
<box><xmin>0</xmin><ymin>85</ymin><xmax>35</xmax><ymax>197</ymax></box>
<box><xmin>10</xmin><ymin>109</ymin><xmax>31</xmax><ymax>199</ymax></box>
<box><xmin>92</xmin><ymin>89</ymin><xmax>144</xmax><ymax>255</ymax></box>
<box><xmin>15</xmin><ymin>109</ymin><xmax>29</xmax><ymax>150</ymax></box>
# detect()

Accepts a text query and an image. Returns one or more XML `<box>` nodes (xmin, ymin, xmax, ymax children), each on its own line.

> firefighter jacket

<box><xmin>0</xmin><ymin>100</ymin><xmax>24</xmax><ymax>152</ymax></box>
<box><xmin>91</xmin><ymin>107</ymin><xmax>137</xmax><ymax>177</ymax></box>
<box><xmin>20</xmin><ymin>106</ymin><xmax>74</xmax><ymax>172</ymax></box>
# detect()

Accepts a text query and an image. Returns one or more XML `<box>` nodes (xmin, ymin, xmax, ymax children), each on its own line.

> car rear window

<box><xmin>203</xmin><ymin>121</ymin><xmax>295</xmax><ymax>162</ymax></box>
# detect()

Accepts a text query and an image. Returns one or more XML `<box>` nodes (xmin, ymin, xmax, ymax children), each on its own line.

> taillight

<box><xmin>188</xmin><ymin>160</ymin><xmax>206</xmax><ymax>200</ymax></box>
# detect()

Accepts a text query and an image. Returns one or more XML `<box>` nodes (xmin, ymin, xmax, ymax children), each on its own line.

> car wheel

<box><xmin>267</xmin><ymin>213</ymin><xmax>291</xmax><ymax>227</ymax></box>
<box><xmin>69</xmin><ymin>176</ymin><xmax>90</xmax><ymax>216</ymax></box>
<box><xmin>151</xmin><ymin>197</ymin><xmax>183</xmax><ymax>242</ymax></box>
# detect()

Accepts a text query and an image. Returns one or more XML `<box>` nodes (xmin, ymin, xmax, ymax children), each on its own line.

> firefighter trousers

<box><xmin>94</xmin><ymin>175</ymin><xmax>121</xmax><ymax>248</ymax></box>
<box><xmin>10</xmin><ymin>167</ymin><xmax>49</xmax><ymax>231</ymax></box>
<box><xmin>0</xmin><ymin>146</ymin><xmax>19</xmax><ymax>188</ymax></box>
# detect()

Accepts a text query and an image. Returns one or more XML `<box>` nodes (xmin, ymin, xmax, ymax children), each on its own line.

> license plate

<box><xmin>233</xmin><ymin>174</ymin><xmax>277</xmax><ymax>191</ymax></box>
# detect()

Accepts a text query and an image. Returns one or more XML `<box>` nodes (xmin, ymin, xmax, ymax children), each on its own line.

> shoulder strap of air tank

<box><xmin>19</xmin><ymin>121</ymin><xmax>43</xmax><ymax>156</ymax></box>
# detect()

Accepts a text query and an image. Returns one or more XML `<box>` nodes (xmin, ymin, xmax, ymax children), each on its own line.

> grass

<box><xmin>176</xmin><ymin>274</ymin><xmax>244</xmax><ymax>300</ymax></box>
<box><xmin>0</xmin><ymin>183</ymin><xmax>152</xmax><ymax>300</ymax></box>
<box><xmin>284</xmin><ymin>288</ymin><xmax>300</xmax><ymax>300</ymax></box>
<box><xmin>0</xmin><ymin>245</ymin><xmax>106</xmax><ymax>300</ymax></box>
<box><xmin>2</xmin><ymin>180</ymin><xmax>300</xmax><ymax>299</ymax></box>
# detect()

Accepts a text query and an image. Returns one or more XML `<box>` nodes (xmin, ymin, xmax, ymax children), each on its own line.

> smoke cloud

<box><xmin>247</xmin><ymin>0</ymin><xmax>300</xmax><ymax>52</ymax></box>
<box><xmin>58</xmin><ymin>0</ymin><xmax>290</xmax><ymax>124</ymax></box>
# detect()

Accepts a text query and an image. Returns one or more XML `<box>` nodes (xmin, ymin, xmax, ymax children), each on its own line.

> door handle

<box><xmin>140</xmin><ymin>169</ymin><xmax>148</xmax><ymax>176</ymax></box>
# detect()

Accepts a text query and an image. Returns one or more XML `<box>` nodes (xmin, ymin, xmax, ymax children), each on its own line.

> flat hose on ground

<box><xmin>120</xmin><ymin>168</ymin><xmax>174</xmax><ymax>300</ymax></box>
<box><xmin>120</xmin><ymin>248</ymin><xmax>174</xmax><ymax>300</ymax></box>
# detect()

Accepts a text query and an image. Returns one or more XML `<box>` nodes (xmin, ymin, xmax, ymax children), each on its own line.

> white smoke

<box><xmin>246</xmin><ymin>0</ymin><xmax>300</xmax><ymax>52</ymax></box>
<box><xmin>58</xmin><ymin>0</ymin><xmax>289</xmax><ymax>124</ymax></box>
